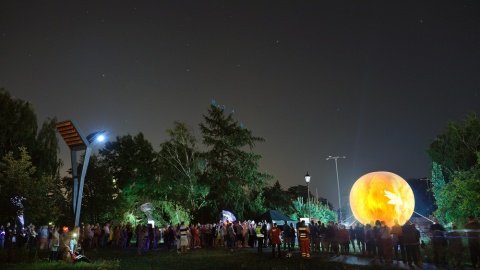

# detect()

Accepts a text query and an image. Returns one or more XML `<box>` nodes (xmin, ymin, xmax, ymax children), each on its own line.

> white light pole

<box><xmin>326</xmin><ymin>156</ymin><xmax>345</xmax><ymax>222</ymax></box>
<box><xmin>305</xmin><ymin>172</ymin><xmax>311</xmax><ymax>221</ymax></box>
<box><xmin>56</xmin><ymin>120</ymin><xmax>106</xmax><ymax>227</ymax></box>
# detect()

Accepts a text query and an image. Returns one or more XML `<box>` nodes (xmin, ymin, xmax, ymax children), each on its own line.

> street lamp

<box><xmin>56</xmin><ymin>120</ymin><xmax>106</xmax><ymax>227</ymax></box>
<box><xmin>326</xmin><ymin>156</ymin><xmax>346</xmax><ymax>222</ymax></box>
<box><xmin>305</xmin><ymin>172</ymin><xmax>311</xmax><ymax>221</ymax></box>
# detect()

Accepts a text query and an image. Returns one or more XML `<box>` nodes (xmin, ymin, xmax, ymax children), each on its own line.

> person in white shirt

<box><xmin>102</xmin><ymin>223</ymin><xmax>110</xmax><ymax>247</ymax></box>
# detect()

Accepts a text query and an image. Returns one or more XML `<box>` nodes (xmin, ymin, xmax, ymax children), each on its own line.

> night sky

<box><xmin>1</xmin><ymin>1</ymin><xmax>479</xmax><ymax>209</ymax></box>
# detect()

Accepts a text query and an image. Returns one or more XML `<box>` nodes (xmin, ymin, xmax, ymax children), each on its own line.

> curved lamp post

<box><xmin>56</xmin><ymin>120</ymin><xmax>106</xmax><ymax>227</ymax></box>
<box><xmin>305</xmin><ymin>172</ymin><xmax>311</xmax><ymax>221</ymax></box>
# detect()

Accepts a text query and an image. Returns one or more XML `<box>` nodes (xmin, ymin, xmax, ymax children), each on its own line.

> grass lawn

<box><xmin>0</xmin><ymin>245</ymin><xmax>396</xmax><ymax>270</ymax></box>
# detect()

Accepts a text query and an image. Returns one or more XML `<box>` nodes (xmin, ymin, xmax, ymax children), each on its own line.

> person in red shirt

<box><xmin>269</xmin><ymin>223</ymin><xmax>282</xmax><ymax>257</ymax></box>
<box><xmin>193</xmin><ymin>224</ymin><xmax>201</xmax><ymax>248</ymax></box>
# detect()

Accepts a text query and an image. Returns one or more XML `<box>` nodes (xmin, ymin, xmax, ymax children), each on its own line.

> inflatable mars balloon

<box><xmin>349</xmin><ymin>171</ymin><xmax>415</xmax><ymax>227</ymax></box>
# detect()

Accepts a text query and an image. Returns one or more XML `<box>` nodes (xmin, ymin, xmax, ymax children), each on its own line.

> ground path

<box><xmin>242</xmin><ymin>246</ymin><xmax>475</xmax><ymax>270</ymax></box>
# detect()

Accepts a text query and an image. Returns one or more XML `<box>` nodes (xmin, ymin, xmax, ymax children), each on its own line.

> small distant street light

<box><xmin>326</xmin><ymin>156</ymin><xmax>346</xmax><ymax>222</ymax></box>
<box><xmin>305</xmin><ymin>172</ymin><xmax>311</xmax><ymax>221</ymax></box>
<box><xmin>56</xmin><ymin>120</ymin><xmax>105</xmax><ymax>227</ymax></box>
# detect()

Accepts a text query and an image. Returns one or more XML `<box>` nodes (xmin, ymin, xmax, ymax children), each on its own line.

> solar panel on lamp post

<box><xmin>56</xmin><ymin>120</ymin><xmax>105</xmax><ymax>227</ymax></box>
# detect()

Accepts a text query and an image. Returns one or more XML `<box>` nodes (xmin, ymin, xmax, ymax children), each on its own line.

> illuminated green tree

<box><xmin>430</xmin><ymin>162</ymin><xmax>446</xmax><ymax>207</ymax></box>
<box><xmin>0</xmin><ymin>147</ymin><xmax>62</xmax><ymax>224</ymax></box>
<box><xmin>286</xmin><ymin>185</ymin><xmax>333</xmax><ymax>211</ymax></box>
<box><xmin>426</xmin><ymin>113</ymin><xmax>480</xmax><ymax>224</ymax></box>
<box><xmin>433</xmin><ymin>154</ymin><xmax>480</xmax><ymax>225</ymax></box>
<box><xmin>291</xmin><ymin>197</ymin><xmax>337</xmax><ymax>224</ymax></box>
<box><xmin>158</xmin><ymin>121</ymin><xmax>209</xmax><ymax>217</ymax></box>
<box><xmin>99</xmin><ymin>133</ymin><xmax>161</xmax><ymax>224</ymax></box>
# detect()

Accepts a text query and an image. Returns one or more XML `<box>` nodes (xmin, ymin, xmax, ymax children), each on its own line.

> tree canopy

<box><xmin>262</xmin><ymin>180</ymin><xmax>294</xmax><ymax>215</ymax></box>
<box><xmin>0</xmin><ymin>89</ymin><xmax>37</xmax><ymax>159</ymax></box>
<box><xmin>0</xmin><ymin>89</ymin><xmax>61</xmax><ymax>179</ymax></box>
<box><xmin>426</xmin><ymin>113</ymin><xmax>480</xmax><ymax>225</ymax></box>
<box><xmin>0</xmin><ymin>147</ymin><xmax>62</xmax><ymax>225</ymax></box>
<box><xmin>0</xmin><ymin>89</ymin><xmax>63</xmax><ymax>225</ymax></box>
<box><xmin>158</xmin><ymin>121</ymin><xmax>209</xmax><ymax>217</ymax></box>
<box><xmin>290</xmin><ymin>197</ymin><xmax>337</xmax><ymax>224</ymax></box>
<box><xmin>433</xmin><ymin>161</ymin><xmax>480</xmax><ymax>225</ymax></box>
<box><xmin>99</xmin><ymin>132</ymin><xmax>159</xmax><ymax>191</ymax></box>
<box><xmin>427</xmin><ymin>112</ymin><xmax>480</xmax><ymax>182</ymax></box>
<box><xmin>199</xmin><ymin>102</ymin><xmax>272</xmax><ymax>221</ymax></box>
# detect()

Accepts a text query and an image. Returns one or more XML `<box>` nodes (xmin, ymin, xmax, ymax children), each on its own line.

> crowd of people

<box><xmin>1</xmin><ymin>215</ymin><xmax>479</xmax><ymax>269</ymax></box>
<box><xmin>0</xmin><ymin>222</ymin><xmax>91</xmax><ymax>263</ymax></box>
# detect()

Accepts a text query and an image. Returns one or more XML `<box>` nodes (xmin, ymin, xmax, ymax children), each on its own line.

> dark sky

<box><xmin>1</xmin><ymin>1</ymin><xmax>479</xmax><ymax>209</ymax></box>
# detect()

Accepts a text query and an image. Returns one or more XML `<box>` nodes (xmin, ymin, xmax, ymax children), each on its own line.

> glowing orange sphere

<box><xmin>349</xmin><ymin>171</ymin><xmax>414</xmax><ymax>227</ymax></box>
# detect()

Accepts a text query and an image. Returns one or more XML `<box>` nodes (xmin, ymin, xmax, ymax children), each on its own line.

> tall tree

<box><xmin>0</xmin><ymin>147</ymin><xmax>61</xmax><ymax>225</ymax></box>
<box><xmin>99</xmin><ymin>133</ymin><xmax>160</xmax><ymax>224</ymax></box>
<box><xmin>158</xmin><ymin>121</ymin><xmax>209</xmax><ymax>217</ymax></box>
<box><xmin>0</xmin><ymin>147</ymin><xmax>36</xmax><ymax>222</ymax></box>
<box><xmin>33</xmin><ymin>117</ymin><xmax>61</xmax><ymax>179</ymax></box>
<box><xmin>426</xmin><ymin>113</ymin><xmax>480</xmax><ymax>223</ymax></box>
<box><xmin>0</xmin><ymin>89</ymin><xmax>61</xmax><ymax>178</ymax></box>
<box><xmin>199</xmin><ymin>101</ymin><xmax>272</xmax><ymax>221</ymax></box>
<box><xmin>0</xmin><ymin>89</ymin><xmax>64</xmax><ymax>226</ymax></box>
<box><xmin>432</xmin><ymin>154</ymin><xmax>480</xmax><ymax>225</ymax></box>
<box><xmin>429</xmin><ymin>162</ymin><xmax>446</xmax><ymax>213</ymax></box>
<box><xmin>0</xmin><ymin>89</ymin><xmax>37</xmax><ymax>159</ymax></box>
<box><xmin>99</xmin><ymin>133</ymin><xmax>159</xmax><ymax>191</ymax></box>
<box><xmin>426</xmin><ymin>112</ymin><xmax>480</xmax><ymax>182</ymax></box>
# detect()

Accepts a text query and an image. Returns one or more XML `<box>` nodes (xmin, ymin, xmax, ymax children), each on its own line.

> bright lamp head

<box><xmin>305</xmin><ymin>172</ymin><xmax>311</xmax><ymax>183</ymax></box>
<box><xmin>86</xmin><ymin>130</ymin><xmax>106</xmax><ymax>144</ymax></box>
